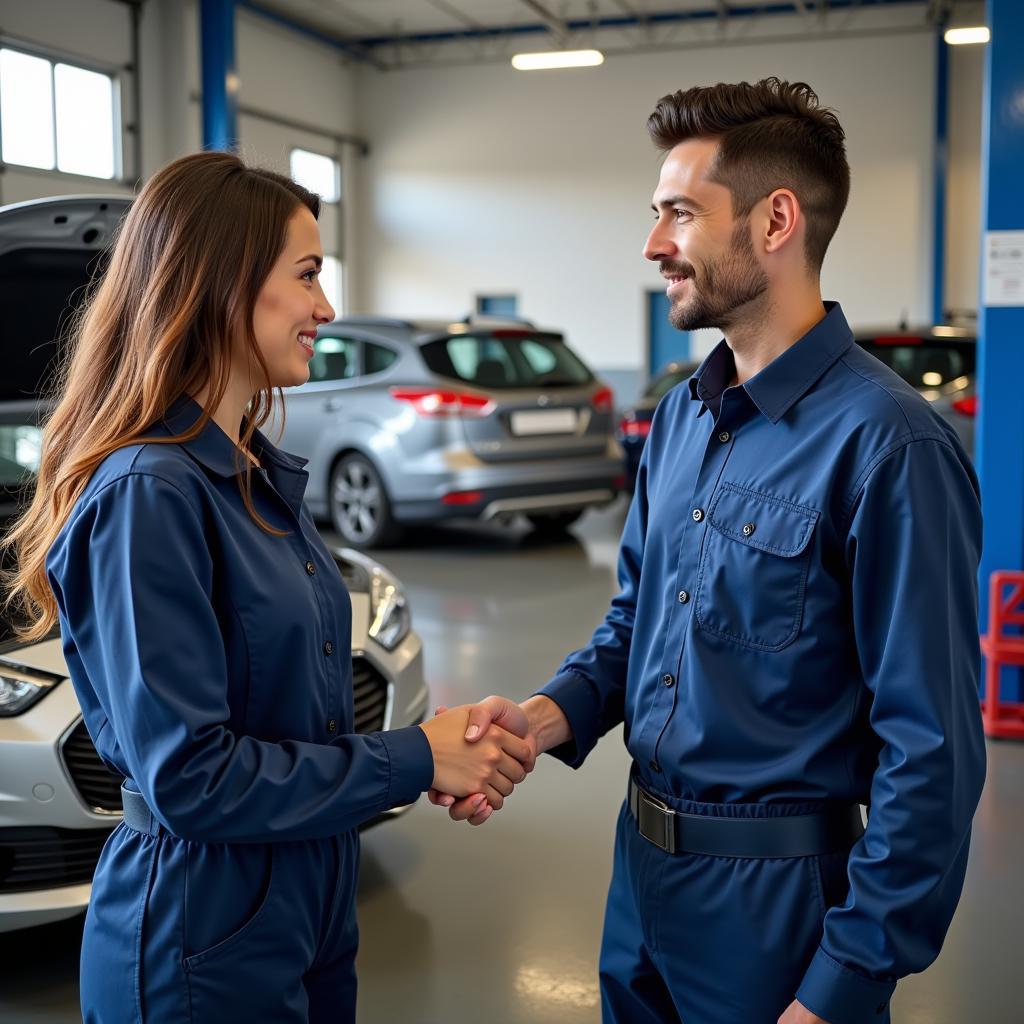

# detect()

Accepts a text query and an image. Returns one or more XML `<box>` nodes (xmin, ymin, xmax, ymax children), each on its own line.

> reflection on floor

<box><xmin>0</xmin><ymin>501</ymin><xmax>1018</xmax><ymax>1022</ymax></box>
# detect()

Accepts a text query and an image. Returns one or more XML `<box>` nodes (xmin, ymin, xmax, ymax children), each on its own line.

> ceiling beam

<box><xmin>427</xmin><ymin>0</ymin><xmax>488</xmax><ymax>32</ymax></box>
<box><xmin>519</xmin><ymin>0</ymin><xmax>570</xmax><ymax>42</ymax></box>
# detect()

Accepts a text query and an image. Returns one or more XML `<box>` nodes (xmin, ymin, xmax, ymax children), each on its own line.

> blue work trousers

<box><xmin>599</xmin><ymin>796</ymin><xmax>888</xmax><ymax>1024</ymax></box>
<box><xmin>80</xmin><ymin>822</ymin><xmax>360</xmax><ymax>1023</ymax></box>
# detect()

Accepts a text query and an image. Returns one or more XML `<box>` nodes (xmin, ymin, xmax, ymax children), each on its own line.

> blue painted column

<box><xmin>977</xmin><ymin>0</ymin><xmax>1024</xmax><ymax>701</ymax></box>
<box><xmin>933</xmin><ymin>30</ymin><xmax>949</xmax><ymax>325</ymax></box>
<box><xmin>200</xmin><ymin>0</ymin><xmax>238</xmax><ymax>151</ymax></box>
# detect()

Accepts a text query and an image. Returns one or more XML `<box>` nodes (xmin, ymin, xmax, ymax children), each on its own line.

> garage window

<box><xmin>290</xmin><ymin>148</ymin><xmax>340</xmax><ymax>203</ymax></box>
<box><xmin>0</xmin><ymin>47</ymin><xmax>119</xmax><ymax>179</ymax></box>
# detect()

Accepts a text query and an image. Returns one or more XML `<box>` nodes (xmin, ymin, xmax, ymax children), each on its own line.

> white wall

<box><xmin>1</xmin><ymin>2</ymin><xmax>985</xmax><ymax>360</ymax></box>
<box><xmin>353</xmin><ymin>18</ymin><xmax>941</xmax><ymax>373</ymax></box>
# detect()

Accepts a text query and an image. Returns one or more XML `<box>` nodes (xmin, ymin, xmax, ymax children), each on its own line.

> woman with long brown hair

<box><xmin>2</xmin><ymin>151</ymin><xmax>534</xmax><ymax>1022</ymax></box>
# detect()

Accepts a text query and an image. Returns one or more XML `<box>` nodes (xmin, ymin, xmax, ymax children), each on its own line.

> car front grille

<box><xmin>0</xmin><ymin>827</ymin><xmax>112</xmax><ymax>893</ymax></box>
<box><xmin>353</xmin><ymin>656</ymin><xmax>389</xmax><ymax>733</ymax></box>
<box><xmin>61</xmin><ymin>720</ymin><xmax>125</xmax><ymax>813</ymax></box>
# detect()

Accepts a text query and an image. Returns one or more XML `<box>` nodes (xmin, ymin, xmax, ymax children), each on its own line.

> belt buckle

<box><xmin>636</xmin><ymin>789</ymin><xmax>676</xmax><ymax>854</ymax></box>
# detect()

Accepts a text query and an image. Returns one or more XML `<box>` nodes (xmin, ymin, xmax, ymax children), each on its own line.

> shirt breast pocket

<box><xmin>695</xmin><ymin>482</ymin><xmax>820</xmax><ymax>652</ymax></box>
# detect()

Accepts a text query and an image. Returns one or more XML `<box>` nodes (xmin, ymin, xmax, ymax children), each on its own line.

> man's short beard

<box><xmin>668</xmin><ymin>219</ymin><xmax>769</xmax><ymax>332</ymax></box>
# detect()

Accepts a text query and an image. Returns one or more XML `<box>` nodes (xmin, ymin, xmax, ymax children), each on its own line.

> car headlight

<box><xmin>0</xmin><ymin>665</ymin><xmax>61</xmax><ymax>717</ymax></box>
<box><xmin>367</xmin><ymin>567</ymin><xmax>411</xmax><ymax>651</ymax></box>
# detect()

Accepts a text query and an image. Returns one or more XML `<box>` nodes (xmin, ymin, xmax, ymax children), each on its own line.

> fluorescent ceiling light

<box><xmin>512</xmin><ymin>49</ymin><xmax>604</xmax><ymax>71</ymax></box>
<box><xmin>944</xmin><ymin>26</ymin><xmax>990</xmax><ymax>45</ymax></box>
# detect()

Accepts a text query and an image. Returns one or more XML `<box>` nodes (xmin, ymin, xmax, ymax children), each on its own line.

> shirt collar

<box><xmin>159</xmin><ymin>395</ymin><xmax>308</xmax><ymax>478</ymax></box>
<box><xmin>688</xmin><ymin>302</ymin><xmax>853</xmax><ymax>424</ymax></box>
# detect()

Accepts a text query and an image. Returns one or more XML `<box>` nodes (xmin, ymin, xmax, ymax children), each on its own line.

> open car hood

<box><xmin>0</xmin><ymin>195</ymin><xmax>132</xmax><ymax>403</ymax></box>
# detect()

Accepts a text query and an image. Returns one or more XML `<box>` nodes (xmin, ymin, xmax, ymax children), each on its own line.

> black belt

<box><xmin>120</xmin><ymin>784</ymin><xmax>164</xmax><ymax>837</ymax></box>
<box><xmin>628</xmin><ymin>778</ymin><xmax>864</xmax><ymax>859</ymax></box>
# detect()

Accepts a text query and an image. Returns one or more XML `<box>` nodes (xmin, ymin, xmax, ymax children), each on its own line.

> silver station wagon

<box><xmin>274</xmin><ymin>317</ymin><xmax>626</xmax><ymax>546</ymax></box>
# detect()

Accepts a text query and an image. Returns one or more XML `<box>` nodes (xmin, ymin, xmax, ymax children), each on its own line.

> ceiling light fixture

<box><xmin>511</xmin><ymin>49</ymin><xmax>604</xmax><ymax>70</ymax></box>
<box><xmin>944</xmin><ymin>26</ymin><xmax>991</xmax><ymax>45</ymax></box>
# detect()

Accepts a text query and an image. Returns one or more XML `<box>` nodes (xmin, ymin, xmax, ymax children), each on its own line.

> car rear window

<box><xmin>419</xmin><ymin>332</ymin><xmax>593</xmax><ymax>389</ymax></box>
<box><xmin>857</xmin><ymin>338</ymin><xmax>976</xmax><ymax>389</ymax></box>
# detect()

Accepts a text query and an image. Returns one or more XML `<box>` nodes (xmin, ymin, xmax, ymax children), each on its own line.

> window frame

<box><xmin>0</xmin><ymin>40</ymin><xmax>125</xmax><ymax>183</ymax></box>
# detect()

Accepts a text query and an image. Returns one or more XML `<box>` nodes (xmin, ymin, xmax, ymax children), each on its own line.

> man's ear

<box><xmin>763</xmin><ymin>188</ymin><xmax>802</xmax><ymax>255</ymax></box>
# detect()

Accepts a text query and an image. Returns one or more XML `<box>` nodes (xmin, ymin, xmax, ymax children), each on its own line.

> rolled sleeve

<box><xmin>797</xmin><ymin>437</ymin><xmax>986</xmax><ymax>1018</ymax></box>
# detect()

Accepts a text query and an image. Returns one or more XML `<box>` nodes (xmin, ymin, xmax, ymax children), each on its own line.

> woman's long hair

<box><xmin>2</xmin><ymin>151</ymin><xmax>321</xmax><ymax>642</ymax></box>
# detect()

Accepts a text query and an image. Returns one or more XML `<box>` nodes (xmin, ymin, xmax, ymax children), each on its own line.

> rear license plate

<box><xmin>509</xmin><ymin>409</ymin><xmax>578</xmax><ymax>435</ymax></box>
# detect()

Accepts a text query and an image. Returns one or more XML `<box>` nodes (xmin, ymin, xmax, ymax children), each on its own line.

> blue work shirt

<box><xmin>46</xmin><ymin>396</ymin><xmax>435</xmax><ymax>844</ymax></box>
<box><xmin>540</xmin><ymin>303</ymin><xmax>986</xmax><ymax>1021</ymax></box>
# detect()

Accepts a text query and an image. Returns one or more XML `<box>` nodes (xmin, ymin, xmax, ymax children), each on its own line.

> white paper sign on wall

<box><xmin>983</xmin><ymin>231</ymin><xmax>1024</xmax><ymax>307</ymax></box>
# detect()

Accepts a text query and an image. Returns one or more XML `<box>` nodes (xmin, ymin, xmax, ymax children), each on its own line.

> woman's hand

<box><xmin>418</xmin><ymin>705</ymin><xmax>533</xmax><ymax>810</ymax></box>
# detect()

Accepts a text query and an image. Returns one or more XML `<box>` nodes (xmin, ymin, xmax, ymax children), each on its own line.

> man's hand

<box><xmin>417</xmin><ymin>705</ymin><xmax>533</xmax><ymax>810</ymax></box>
<box><xmin>427</xmin><ymin>694</ymin><xmax>571</xmax><ymax>825</ymax></box>
<box><xmin>426</xmin><ymin>696</ymin><xmax>536</xmax><ymax>824</ymax></box>
<box><xmin>778</xmin><ymin>999</ymin><xmax>832</xmax><ymax>1024</ymax></box>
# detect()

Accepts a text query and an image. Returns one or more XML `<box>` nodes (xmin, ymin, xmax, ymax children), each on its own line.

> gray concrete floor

<box><xmin>0</xmin><ymin>500</ymin><xmax>1019</xmax><ymax>1022</ymax></box>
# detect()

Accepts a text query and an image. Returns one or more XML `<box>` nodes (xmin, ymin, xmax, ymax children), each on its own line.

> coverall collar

<box><xmin>688</xmin><ymin>301</ymin><xmax>854</xmax><ymax>424</ymax></box>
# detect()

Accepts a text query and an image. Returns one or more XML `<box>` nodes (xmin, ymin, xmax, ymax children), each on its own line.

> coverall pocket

<box><xmin>181</xmin><ymin>843</ymin><xmax>275</xmax><ymax>971</ymax></box>
<box><xmin>695</xmin><ymin>482</ymin><xmax>819</xmax><ymax>651</ymax></box>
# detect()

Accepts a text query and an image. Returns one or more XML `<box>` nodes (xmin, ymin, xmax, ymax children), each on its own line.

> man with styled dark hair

<box><xmin>432</xmin><ymin>78</ymin><xmax>985</xmax><ymax>1024</ymax></box>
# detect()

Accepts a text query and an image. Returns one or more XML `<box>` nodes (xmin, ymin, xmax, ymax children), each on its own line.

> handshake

<box><xmin>417</xmin><ymin>694</ymin><xmax>569</xmax><ymax>826</ymax></box>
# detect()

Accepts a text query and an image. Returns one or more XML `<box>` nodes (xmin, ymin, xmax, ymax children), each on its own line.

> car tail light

<box><xmin>592</xmin><ymin>386</ymin><xmax>614</xmax><ymax>413</ymax></box>
<box><xmin>618</xmin><ymin>417</ymin><xmax>652</xmax><ymax>439</ymax></box>
<box><xmin>952</xmin><ymin>395</ymin><xmax>978</xmax><ymax>417</ymax></box>
<box><xmin>389</xmin><ymin>387</ymin><xmax>494</xmax><ymax>417</ymax></box>
<box><xmin>442</xmin><ymin>490</ymin><xmax>484</xmax><ymax>506</ymax></box>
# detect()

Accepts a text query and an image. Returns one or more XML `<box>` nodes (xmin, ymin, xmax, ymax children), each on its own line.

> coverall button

<box><xmin>323</xmin><ymin>640</ymin><xmax>334</xmax><ymax>655</ymax></box>
<box><xmin>718</xmin><ymin>430</ymin><xmax>731</xmax><ymax>443</ymax></box>
<box><xmin>305</xmin><ymin>560</ymin><xmax>316</xmax><ymax>575</ymax></box>
<box><xmin>327</xmin><ymin>719</ymin><xmax>337</xmax><ymax>733</ymax></box>
<box><xmin>678</xmin><ymin>590</ymin><xmax>690</xmax><ymax>604</ymax></box>
<box><xmin>649</xmin><ymin>760</ymin><xmax>661</xmax><ymax>772</ymax></box>
<box><xmin>662</xmin><ymin>673</ymin><xmax>675</xmax><ymax>687</ymax></box>
<box><xmin>692</xmin><ymin>508</ymin><xmax>704</xmax><ymax>522</ymax></box>
<box><xmin>742</xmin><ymin>522</ymin><xmax>756</xmax><ymax>537</ymax></box>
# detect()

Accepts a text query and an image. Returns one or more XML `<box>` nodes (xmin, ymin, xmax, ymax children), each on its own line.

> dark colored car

<box><xmin>616</xmin><ymin>360</ymin><xmax>700</xmax><ymax>490</ymax></box>
<box><xmin>854</xmin><ymin>325</ymin><xmax>976</xmax><ymax>454</ymax></box>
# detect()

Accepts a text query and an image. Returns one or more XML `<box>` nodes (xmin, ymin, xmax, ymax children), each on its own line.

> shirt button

<box><xmin>662</xmin><ymin>673</ymin><xmax>675</xmax><ymax>687</ymax></box>
<box><xmin>305</xmin><ymin>560</ymin><xmax>316</xmax><ymax>576</ymax></box>
<box><xmin>692</xmin><ymin>508</ymin><xmax>704</xmax><ymax>522</ymax></box>
<box><xmin>327</xmin><ymin>719</ymin><xmax>337</xmax><ymax>733</ymax></box>
<box><xmin>742</xmin><ymin>522</ymin><xmax>756</xmax><ymax>537</ymax></box>
<box><xmin>649</xmin><ymin>760</ymin><xmax>661</xmax><ymax>773</ymax></box>
<box><xmin>718</xmin><ymin>430</ymin><xmax>730</xmax><ymax>443</ymax></box>
<box><xmin>678</xmin><ymin>590</ymin><xmax>690</xmax><ymax>604</ymax></box>
<box><xmin>323</xmin><ymin>641</ymin><xmax>334</xmax><ymax>656</ymax></box>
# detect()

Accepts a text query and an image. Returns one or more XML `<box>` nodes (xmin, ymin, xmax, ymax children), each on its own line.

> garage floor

<box><xmin>0</xmin><ymin>500</ymin><xmax>1019</xmax><ymax>1023</ymax></box>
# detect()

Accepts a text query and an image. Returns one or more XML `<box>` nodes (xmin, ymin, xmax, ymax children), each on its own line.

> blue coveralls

<box><xmin>46</xmin><ymin>396</ymin><xmax>435</xmax><ymax>1023</ymax></box>
<box><xmin>538</xmin><ymin>304</ymin><xmax>987</xmax><ymax>1024</ymax></box>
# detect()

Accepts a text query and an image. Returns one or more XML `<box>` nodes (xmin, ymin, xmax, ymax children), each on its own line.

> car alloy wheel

<box><xmin>329</xmin><ymin>454</ymin><xmax>400</xmax><ymax>547</ymax></box>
